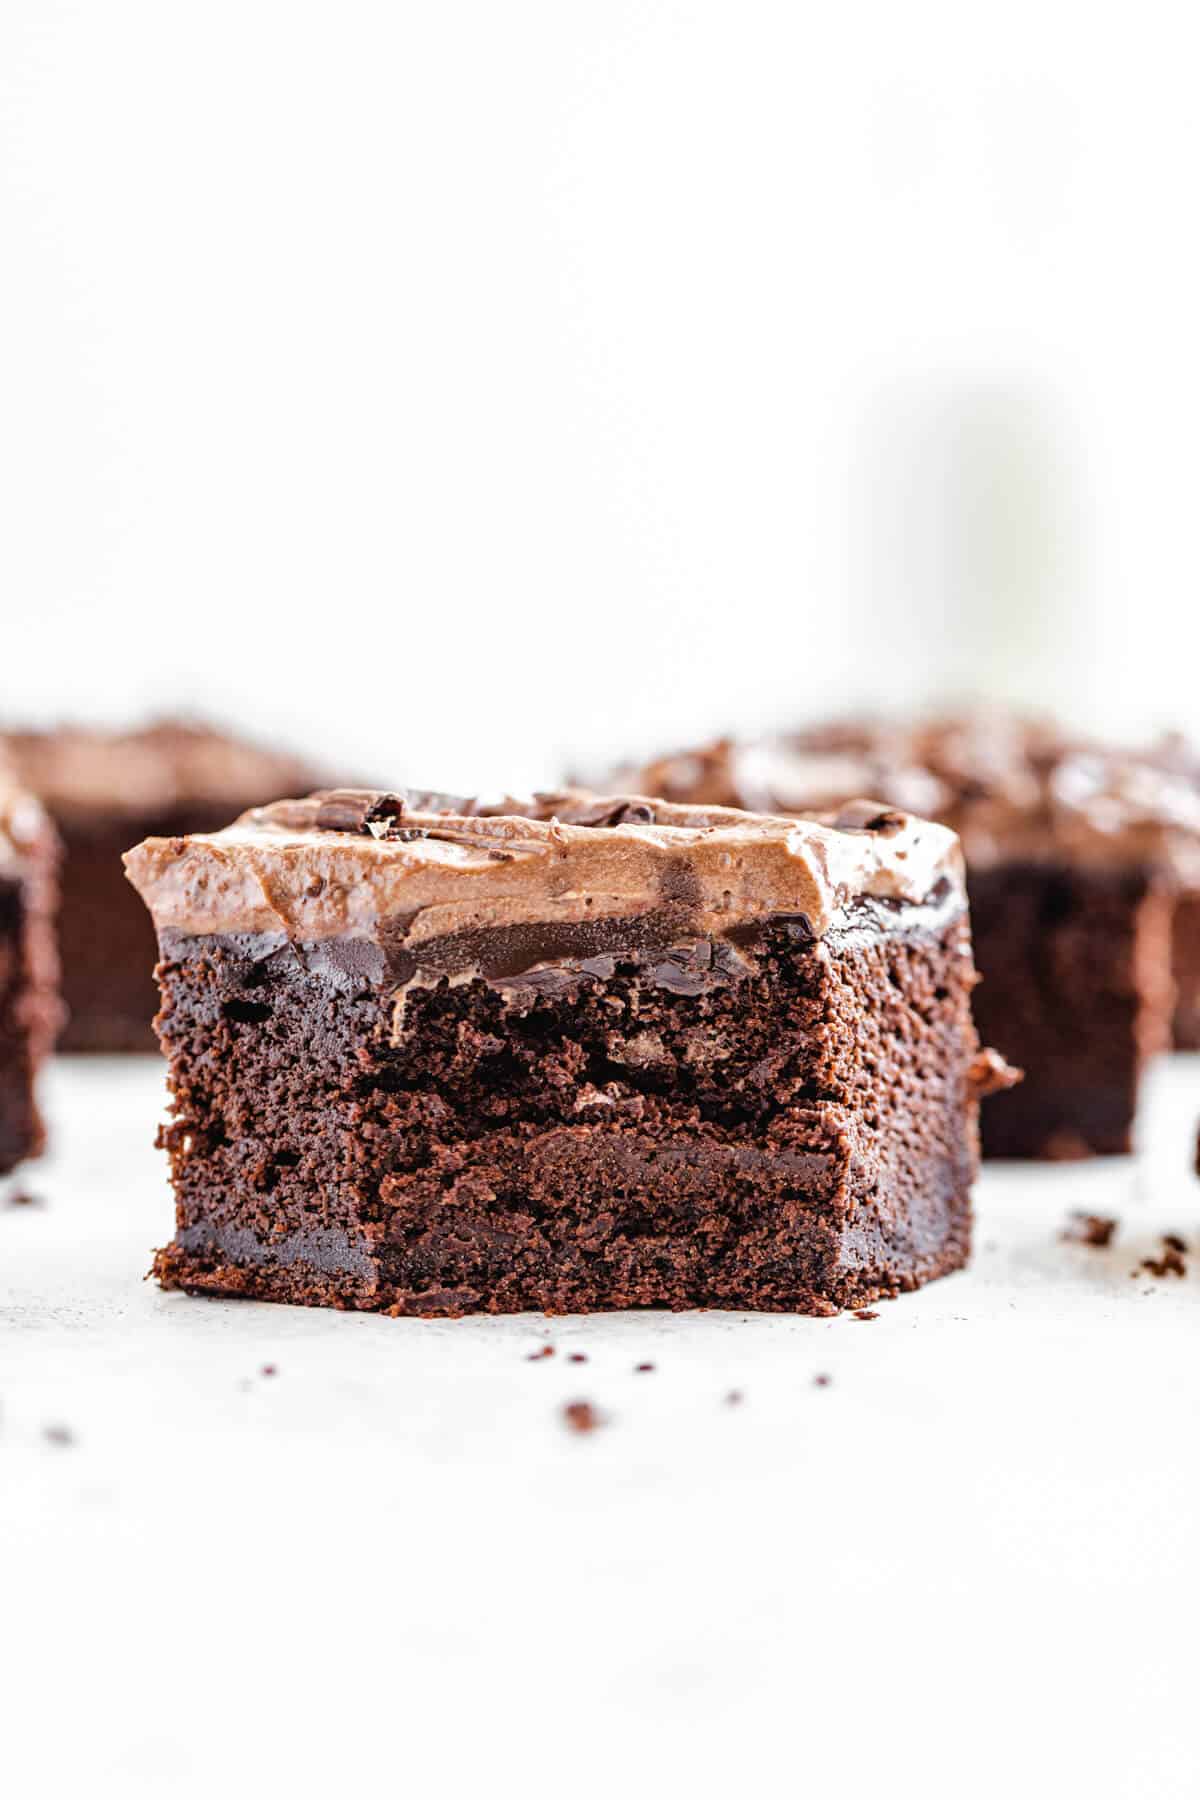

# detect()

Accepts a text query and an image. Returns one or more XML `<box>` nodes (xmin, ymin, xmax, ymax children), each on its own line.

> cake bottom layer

<box><xmin>154</xmin><ymin>1116</ymin><xmax>972</xmax><ymax>1317</ymax></box>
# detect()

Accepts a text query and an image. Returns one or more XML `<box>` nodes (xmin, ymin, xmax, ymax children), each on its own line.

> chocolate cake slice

<box><xmin>125</xmin><ymin>787</ymin><xmax>1001</xmax><ymax>1317</ymax></box>
<box><xmin>618</xmin><ymin>715</ymin><xmax>1197</xmax><ymax>1160</ymax></box>
<box><xmin>0</xmin><ymin>780</ymin><xmax>61</xmax><ymax>1171</ymax></box>
<box><xmin>1</xmin><ymin>721</ymin><xmax>322</xmax><ymax>1051</ymax></box>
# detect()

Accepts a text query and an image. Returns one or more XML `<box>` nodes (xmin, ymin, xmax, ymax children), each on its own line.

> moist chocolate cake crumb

<box><xmin>526</xmin><ymin>1345</ymin><xmax>555</xmax><ymax>1361</ymax></box>
<box><xmin>562</xmin><ymin>1400</ymin><xmax>603</xmax><ymax>1433</ymax></box>
<box><xmin>1061</xmin><ymin>1211</ymin><xmax>1119</xmax><ymax>1248</ymax></box>
<box><xmin>42</xmin><ymin>1424</ymin><xmax>75</xmax><ymax>1447</ymax></box>
<box><xmin>1162</xmin><ymin>1232</ymin><xmax>1188</xmax><ymax>1254</ymax></box>
<box><xmin>853</xmin><ymin>1309</ymin><xmax>879</xmax><ymax>1321</ymax></box>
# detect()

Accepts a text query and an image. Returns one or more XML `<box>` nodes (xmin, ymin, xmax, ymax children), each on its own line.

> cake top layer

<box><xmin>621</xmin><ymin>712</ymin><xmax>1200</xmax><ymax>876</ymax></box>
<box><xmin>0</xmin><ymin>778</ymin><xmax>56</xmax><ymax>881</ymax></box>
<box><xmin>0</xmin><ymin>719</ymin><xmax>321</xmax><ymax>826</ymax></box>
<box><xmin>123</xmin><ymin>785</ymin><xmax>965</xmax><ymax>950</ymax></box>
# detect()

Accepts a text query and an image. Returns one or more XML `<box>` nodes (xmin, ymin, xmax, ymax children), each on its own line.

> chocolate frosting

<box><xmin>619</xmin><ymin>713</ymin><xmax>1200</xmax><ymax>880</ymax></box>
<box><xmin>123</xmin><ymin>786</ymin><xmax>966</xmax><ymax>978</ymax></box>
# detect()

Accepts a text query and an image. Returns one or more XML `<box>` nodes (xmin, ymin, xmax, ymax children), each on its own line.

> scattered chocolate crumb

<box><xmin>1162</xmin><ymin>1232</ymin><xmax>1188</xmax><ymax>1255</ymax></box>
<box><xmin>567</xmin><ymin>1353</ymin><xmax>588</xmax><ymax>1364</ymax></box>
<box><xmin>260</xmin><ymin>1363</ymin><xmax>278</xmax><ymax>1377</ymax></box>
<box><xmin>562</xmin><ymin>1400</ymin><xmax>603</xmax><ymax>1433</ymax></box>
<box><xmin>1061</xmin><ymin>1211</ymin><xmax>1118</xmax><ymax>1248</ymax></box>
<box><xmin>1140</xmin><ymin>1246</ymin><xmax>1187</xmax><ymax>1279</ymax></box>
<box><xmin>724</xmin><ymin>1390</ymin><xmax>744</xmax><ymax>1407</ymax></box>
<box><xmin>5</xmin><ymin>1188</ymin><xmax>45</xmax><ymax>1209</ymax></box>
<box><xmin>634</xmin><ymin>1361</ymin><xmax>655</xmax><ymax>1373</ymax></box>
<box><xmin>43</xmin><ymin>1424</ymin><xmax>75</xmax><ymax>1447</ymax></box>
<box><xmin>526</xmin><ymin>1345</ymin><xmax>555</xmax><ymax>1361</ymax></box>
<box><xmin>813</xmin><ymin>1373</ymin><xmax>832</xmax><ymax>1388</ymax></box>
<box><xmin>853</xmin><ymin>1309</ymin><xmax>879</xmax><ymax>1321</ymax></box>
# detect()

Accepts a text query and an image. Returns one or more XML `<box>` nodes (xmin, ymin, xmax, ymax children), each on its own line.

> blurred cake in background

<box><xmin>0</xmin><ymin>777</ymin><xmax>61</xmax><ymax>1165</ymax></box>
<box><xmin>0</xmin><ymin>722</ymin><xmax>323</xmax><ymax>1052</ymax></box>
<box><xmin>614</xmin><ymin>712</ymin><xmax>1200</xmax><ymax>1160</ymax></box>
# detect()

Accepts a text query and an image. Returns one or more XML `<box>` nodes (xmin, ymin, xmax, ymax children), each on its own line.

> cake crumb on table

<box><xmin>1060</xmin><ymin>1211</ymin><xmax>1119</xmax><ymax>1248</ymax></box>
<box><xmin>4</xmin><ymin>1189</ymin><xmax>46</xmax><ymax>1210</ymax></box>
<box><xmin>562</xmin><ymin>1401</ymin><xmax>604</xmax><ymax>1434</ymax></box>
<box><xmin>1140</xmin><ymin>1242</ymin><xmax>1187</xmax><ymax>1279</ymax></box>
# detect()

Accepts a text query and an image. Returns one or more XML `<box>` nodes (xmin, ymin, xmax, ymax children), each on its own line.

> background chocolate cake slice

<box><xmin>125</xmin><ymin>787</ymin><xmax>1001</xmax><ymax>1317</ymax></box>
<box><xmin>1139</xmin><ymin>732</ymin><xmax>1200</xmax><ymax>1050</ymax></box>
<box><xmin>617</xmin><ymin>714</ymin><xmax>1199</xmax><ymax>1159</ymax></box>
<box><xmin>1</xmin><ymin>721</ymin><xmax>322</xmax><ymax>1052</ymax></box>
<box><xmin>0</xmin><ymin>779</ymin><xmax>61</xmax><ymax>1170</ymax></box>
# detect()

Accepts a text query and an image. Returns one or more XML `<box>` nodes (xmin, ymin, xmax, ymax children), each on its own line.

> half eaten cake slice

<box><xmin>124</xmin><ymin>788</ymin><xmax>1004</xmax><ymax>1316</ymax></box>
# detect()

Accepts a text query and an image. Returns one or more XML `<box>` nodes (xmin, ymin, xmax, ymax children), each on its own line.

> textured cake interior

<box><xmin>152</xmin><ymin>901</ymin><xmax>979</xmax><ymax>1316</ymax></box>
<box><xmin>968</xmin><ymin>863</ymin><xmax>1171</xmax><ymax>1158</ymax></box>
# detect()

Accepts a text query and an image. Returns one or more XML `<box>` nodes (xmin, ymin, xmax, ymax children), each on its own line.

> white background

<box><xmin>4</xmin><ymin>1059</ymin><xmax>1200</xmax><ymax>1798</ymax></box>
<box><xmin>3</xmin><ymin>1</ymin><xmax>1200</xmax><ymax>790</ymax></box>
<box><xmin>4</xmin><ymin>8</ymin><xmax>1200</xmax><ymax>1795</ymax></box>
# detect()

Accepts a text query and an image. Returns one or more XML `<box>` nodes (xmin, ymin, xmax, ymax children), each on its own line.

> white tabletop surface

<box><xmin>3</xmin><ymin>1055</ymin><xmax>1198</xmax><ymax>1799</ymax></box>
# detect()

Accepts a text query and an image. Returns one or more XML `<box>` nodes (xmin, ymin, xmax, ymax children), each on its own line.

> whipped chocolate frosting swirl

<box><xmin>123</xmin><ymin>786</ymin><xmax>966</xmax><ymax>960</ymax></box>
